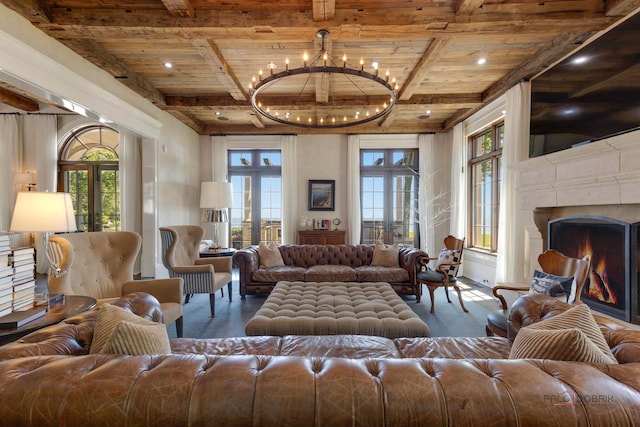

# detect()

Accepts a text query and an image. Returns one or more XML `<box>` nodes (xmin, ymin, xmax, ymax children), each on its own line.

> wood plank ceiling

<box><xmin>0</xmin><ymin>0</ymin><xmax>638</xmax><ymax>135</ymax></box>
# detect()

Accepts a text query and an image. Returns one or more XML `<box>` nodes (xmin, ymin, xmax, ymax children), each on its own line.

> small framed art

<box><xmin>308</xmin><ymin>180</ymin><xmax>335</xmax><ymax>211</ymax></box>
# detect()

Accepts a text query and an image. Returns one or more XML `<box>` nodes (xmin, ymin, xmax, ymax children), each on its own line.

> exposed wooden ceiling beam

<box><xmin>398</xmin><ymin>38</ymin><xmax>452</xmax><ymax>101</ymax></box>
<box><xmin>160</xmin><ymin>0</ymin><xmax>195</xmax><ymax>18</ymax></box>
<box><xmin>313</xmin><ymin>0</ymin><xmax>335</xmax><ymax>22</ymax></box>
<box><xmin>605</xmin><ymin>0</ymin><xmax>640</xmax><ymax>16</ymax></box>
<box><xmin>56</xmin><ymin>38</ymin><xmax>166</xmax><ymax>107</ymax></box>
<box><xmin>165</xmin><ymin>93</ymin><xmax>483</xmax><ymax>109</ymax></box>
<box><xmin>0</xmin><ymin>87</ymin><xmax>39</xmax><ymax>112</ymax></box>
<box><xmin>192</xmin><ymin>39</ymin><xmax>248</xmax><ymax>101</ymax></box>
<box><xmin>456</xmin><ymin>0</ymin><xmax>485</xmax><ymax>15</ymax></box>
<box><xmin>314</xmin><ymin>37</ymin><xmax>332</xmax><ymax>103</ymax></box>
<box><xmin>0</xmin><ymin>0</ymin><xmax>51</xmax><ymax>23</ymax></box>
<box><xmin>37</xmin><ymin>7</ymin><xmax>611</xmax><ymax>31</ymax></box>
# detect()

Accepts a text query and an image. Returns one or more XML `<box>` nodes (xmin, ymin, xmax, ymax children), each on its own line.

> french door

<box><xmin>58</xmin><ymin>162</ymin><xmax>120</xmax><ymax>232</ymax></box>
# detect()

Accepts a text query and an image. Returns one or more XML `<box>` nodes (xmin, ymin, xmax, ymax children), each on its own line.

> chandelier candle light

<box><xmin>249</xmin><ymin>30</ymin><xmax>399</xmax><ymax>129</ymax></box>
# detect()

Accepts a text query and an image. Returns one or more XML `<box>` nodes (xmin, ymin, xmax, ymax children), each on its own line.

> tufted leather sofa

<box><xmin>233</xmin><ymin>244</ymin><xmax>427</xmax><ymax>300</ymax></box>
<box><xmin>0</xmin><ymin>292</ymin><xmax>640</xmax><ymax>425</ymax></box>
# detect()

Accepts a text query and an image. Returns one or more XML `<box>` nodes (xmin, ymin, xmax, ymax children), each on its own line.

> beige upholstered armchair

<box><xmin>159</xmin><ymin>225</ymin><xmax>233</xmax><ymax>317</ymax></box>
<box><xmin>48</xmin><ymin>231</ymin><xmax>184</xmax><ymax>337</ymax></box>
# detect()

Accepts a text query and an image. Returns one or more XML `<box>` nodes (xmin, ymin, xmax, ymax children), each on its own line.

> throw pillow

<box><xmin>511</xmin><ymin>303</ymin><xmax>617</xmax><ymax>364</ymax></box>
<box><xmin>101</xmin><ymin>320</ymin><xmax>171</xmax><ymax>355</ymax></box>
<box><xmin>258</xmin><ymin>242</ymin><xmax>285</xmax><ymax>268</ymax></box>
<box><xmin>90</xmin><ymin>303</ymin><xmax>165</xmax><ymax>354</ymax></box>
<box><xmin>435</xmin><ymin>248</ymin><xmax>462</xmax><ymax>276</ymax></box>
<box><xmin>371</xmin><ymin>242</ymin><xmax>400</xmax><ymax>268</ymax></box>
<box><xmin>529</xmin><ymin>270</ymin><xmax>575</xmax><ymax>303</ymax></box>
<box><xmin>509</xmin><ymin>327</ymin><xmax>614</xmax><ymax>364</ymax></box>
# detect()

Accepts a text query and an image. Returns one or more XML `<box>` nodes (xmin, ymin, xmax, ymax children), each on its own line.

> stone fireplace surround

<box><xmin>517</xmin><ymin>129</ymin><xmax>640</xmax><ymax>284</ymax></box>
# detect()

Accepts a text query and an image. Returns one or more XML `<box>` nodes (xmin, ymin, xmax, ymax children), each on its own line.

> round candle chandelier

<box><xmin>249</xmin><ymin>30</ymin><xmax>398</xmax><ymax>129</ymax></box>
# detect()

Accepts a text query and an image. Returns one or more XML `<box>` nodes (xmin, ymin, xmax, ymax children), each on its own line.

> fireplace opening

<box><xmin>548</xmin><ymin>216</ymin><xmax>640</xmax><ymax>324</ymax></box>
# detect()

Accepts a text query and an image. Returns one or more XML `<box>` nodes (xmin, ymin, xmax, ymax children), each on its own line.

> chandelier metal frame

<box><xmin>249</xmin><ymin>30</ymin><xmax>398</xmax><ymax>129</ymax></box>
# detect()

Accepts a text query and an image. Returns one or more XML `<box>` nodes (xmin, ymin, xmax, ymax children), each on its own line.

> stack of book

<box><xmin>10</xmin><ymin>247</ymin><xmax>36</xmax><ymax>312</ymax></box>
<box><xmin>0</xmin><ymin>235</ymin><xmax>12</xmax><ymax>317</ymax></box>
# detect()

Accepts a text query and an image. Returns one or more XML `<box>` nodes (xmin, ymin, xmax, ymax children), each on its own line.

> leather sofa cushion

<box><xmin>252</xmin><ymin>266</ymin><xmax>306</xmax><ymax>282</ymax></box>
<box><xmin>394</xmin><ymin>336</ymin><xmax>512</xmax><ymax>359</ymax></box>
<box><xmin>355</xmin><ymin>266</ymin><xmax>409</xmax><ymax>283</ymax></box>
<box><xmin>304</xmin><ymin>265</ymin><xmax>357</xmax><ymax>282</ymax></box>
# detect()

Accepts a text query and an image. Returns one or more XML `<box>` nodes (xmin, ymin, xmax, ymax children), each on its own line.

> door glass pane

<box><xmin>472</xmin><ymin>160</ymin><xmax>492</xmax><ymax>249</ymax></box>
<box><xmin>65</xmin><ymin>169</ymin><xmax>89</xmax><ymax>231</ymax></box>
<box><xmin>260</xmin><ymin>176</ymin><xmax>282</xmax><ymax>245</ymax></box>
<box><xmin>99</xmin><ymin>168</ymin><xmax>120</xmax><ymax>231</ymax></box>
<box><xmin>230</xmin><ymin>175</ymin><xmax>252</xmax><ymax>249</ymax></box>
<box><xmin>392</xmin><ymin>174</ymin><xmax>416</xmax><ymax>245</ymax></box>
<box><xmin>361</xmin><ymin>176</ymin><xmax>384</xmax><ymax>243</ymax></box>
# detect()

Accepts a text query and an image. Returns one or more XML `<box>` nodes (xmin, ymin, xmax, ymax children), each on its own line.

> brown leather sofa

<box><xmin>233</xmin><ymin>244</ymin><xmax>427</xmax><ymax>300</ymax></box>
<box><xmin>0</xmin><ymin>292</ymin><xmax>639</xmax><ymax>426</ymax></box>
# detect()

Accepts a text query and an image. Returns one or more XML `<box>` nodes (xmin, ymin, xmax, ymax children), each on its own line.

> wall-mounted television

<box><xmin>529</xmin><ymin>13</ymin><xmax>640</xmax><ymax>157</ymax></box>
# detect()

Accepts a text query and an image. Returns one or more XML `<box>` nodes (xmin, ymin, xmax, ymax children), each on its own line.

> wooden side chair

<box><xmin>416</xmin><ymin>235</ymin><xmax>468</xmax><ymax>314</ymax></box>
<box><xmin>485</xmin><ymin>249</ymin><xmax>591</xmax><ymax>339</ymax></box>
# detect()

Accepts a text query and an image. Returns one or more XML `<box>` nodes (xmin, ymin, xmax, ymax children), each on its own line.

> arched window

<box><xmin>57</xmin><ymin>125</ymin><xmax>120</xmax><ymax>232</ymax></box>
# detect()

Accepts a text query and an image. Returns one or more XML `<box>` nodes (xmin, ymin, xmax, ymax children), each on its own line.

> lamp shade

<box><xmin>10</xmin><ymin>191</ymin><xmax>77</xmax><ymax>233</ymax></box>
<box><xmin>200</xmin><ymin>182</ymin><xmax>233</xmax><ymax>209</ymax></box>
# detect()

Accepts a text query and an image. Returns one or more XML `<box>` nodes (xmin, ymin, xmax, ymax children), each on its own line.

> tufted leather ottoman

<box><xmin>245</xmin><ymin>281</ymin><xmax>431</xmax><ymax>338</ymax></box>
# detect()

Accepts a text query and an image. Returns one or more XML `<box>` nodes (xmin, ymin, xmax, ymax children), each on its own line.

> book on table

<box><xmin>0</xmin><ymin>306</ymin><xmax>46</xmax><ymax>329</ymax></box>
<box><xmin>11</xmin><ymin>247</ymin><xmax>35</xmax><ymax>256</ymax></box>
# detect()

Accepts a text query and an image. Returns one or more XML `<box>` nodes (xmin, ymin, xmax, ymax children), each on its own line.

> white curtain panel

<box><xmin>347</xmin><ymin>135</ymin><xmax>361</xmax><ymax>245</ymax></box>
<box><xmin>29</xmin><ymin>115</ymin><xmax>57</xmax><ymax>273</ymax></box>
<box><xmin>0</xmin><ymin>115</ymin><xmax>21</xmax><ymax>232</ymax></box>
<box><xmin>495</xmin><ymin>82</ymin><xmax>531</xmax><ymax>283</ymax></box>
<box><xmin>418</xmin><ymin>133</ymin><xmax>435</xmax><ymax>256</ymax></box>
<box><xmin>450</xmin><ymin>122</ymin><xmax>466</xmax><ymax>240</ymax></box>
<box><xmin>211</xmin><ymin>135</ymin><xmax>229</xmax><ymax>245</ymax></box>
<box><xmin>280</xmin><ymin>135</ymin><xmax>297</xmax><ymax>244</ymax></box>
<box><xmin>119</xmin><ymin>128</ymin><xmax>142</xmax><ymax>234</ymax></box>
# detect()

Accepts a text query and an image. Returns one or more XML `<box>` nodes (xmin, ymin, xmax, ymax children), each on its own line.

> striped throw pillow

<box><xmin>101</xmin><ymin>320</ymin><xmax>171</xmax><ymax>355</ymax></box>
<box><xmin>90</xmin><ymin>303</ymin><xmax>169</xmax><ymax>354</ymax></box>
<box><xmin>509</xmin><ymin>303</ymin><xmax>617</xmax><ymax>364</ymax></box>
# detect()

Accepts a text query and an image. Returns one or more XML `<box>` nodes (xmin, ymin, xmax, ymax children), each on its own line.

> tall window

<box><xmin>360</xmin><ymin>149</ymin><xmax>419</xmax><ymax>246</ymax></box>
<box><xmin>57</xmin><ymin>125</ymin><xmax>120</xmax><ymax>232</ymax></box>
<box><xmin>469</xmin><ymin>123</ymin><xmax>504</xmax><ymax>252</ymax></box>
<box><xmin>228</xmin><ymin>150</ymin><xmax>282</xmax><ymax>248</ymax></box>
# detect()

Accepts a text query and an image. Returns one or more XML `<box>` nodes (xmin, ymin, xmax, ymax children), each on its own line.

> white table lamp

<box><xmin>10</xmin><ymin>191</ymin><xmax>77</xmax><ymax>277</ymax></box>
<box><xmin>200</xmin><ymin>182</ymin><xmax>233</xmax><ymax>249</ymax></box>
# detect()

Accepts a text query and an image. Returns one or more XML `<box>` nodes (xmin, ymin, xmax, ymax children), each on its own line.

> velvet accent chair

<box><xmin>485</xmin><ymin>249</ymin><xmax>591</xmax><ymax>339</ymax></box>
<box><xmin>159</xmin><ymin>225</ymin><xmax>233</xmax><ymax>317</ymax></box>
<box><xmin>416</xmin><ymin>235</ymin><xmax>468</xmax><ymax>314</ymax></box>
<box><xmin>48</xmin><ymin>231</ymin><xmax>184</xmax><ymax>337</ymax></box>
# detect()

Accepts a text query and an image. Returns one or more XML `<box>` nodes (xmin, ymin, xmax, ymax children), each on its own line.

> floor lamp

<box><xmin>200</xmin><ymin>182</ymin><xmax>233</xmax><ymax>250</ymax></box>
<box><xmin>9</xmin><ymin>191</ymin><xmax>77</xmax><ymax>278</ymax></box>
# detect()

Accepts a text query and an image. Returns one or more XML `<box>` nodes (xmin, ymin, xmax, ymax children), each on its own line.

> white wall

<box><xmin>0</xmin><ymin>4</ymin><xmax>201</xmax><ymax>278</ymax></box>
<box><xmin>296</xmin><ymin>135</ymin><xmax>349</xmax><ymax>232</ymax></box>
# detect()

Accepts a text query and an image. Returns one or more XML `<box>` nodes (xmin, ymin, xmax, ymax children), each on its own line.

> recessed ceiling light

<box><xmin>573</xmin><ymin>56</ymin><xmax>588</xmax><ymax>65</ymax></box>
<box><xmin>477</xmin><ymin>58</ymin><xmax>487</xmax><ymax>65</ymax></box>
<box><xmin>164</xmin><ymin>62</ymin><xmax>173</xmax><ymax>68</ymax></box>
<box><xmin>215</xmin><ymin>111</ymin><xmax>221</xmax><ymax>116</ymax></box>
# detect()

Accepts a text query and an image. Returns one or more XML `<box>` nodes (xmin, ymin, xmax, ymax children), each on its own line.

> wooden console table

<box><xmin>298</xmin><ymin>230</ymin><xmax>346</xmax><ymax>245</ymax></box>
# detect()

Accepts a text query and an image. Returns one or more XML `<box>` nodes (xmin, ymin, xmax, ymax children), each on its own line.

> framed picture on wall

<box><xmin>308</xmin><ymin>180</ymin><xmax>335</xmax><ymax>211</ymax></box>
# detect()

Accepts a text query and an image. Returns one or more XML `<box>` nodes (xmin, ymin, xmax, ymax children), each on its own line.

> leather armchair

<box><xmin>48</xmin><ymin>231</ymin><xmax>184</xmax><ymax>337</ymax></box>
<box><xmin>160</xmin><ymin>225</ymin><xmax>232</xmax><ymax>317</ymax></box>
<box><xmin>486</xmin><ymin>249</ymin><xmax>591</xmax><ymax>338</ymax></box>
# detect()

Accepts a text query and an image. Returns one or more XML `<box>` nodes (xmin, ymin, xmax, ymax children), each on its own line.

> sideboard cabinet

<box><xmin>298</xmin><ymin>230</ymin><xmax>346</xmax><ymax>245</ymax></box>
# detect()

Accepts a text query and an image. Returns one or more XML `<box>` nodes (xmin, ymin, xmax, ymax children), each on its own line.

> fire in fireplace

<box><xmin>548</xmin><ymin>216</ymin><xmax>640</xmax><ymax>324</ymax></box>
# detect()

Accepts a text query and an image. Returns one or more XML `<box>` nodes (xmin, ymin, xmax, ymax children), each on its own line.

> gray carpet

<box><xmin>168</xmin><ymin>273</ymin><xmax>499</xmax><ymax>339</ymax></box>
